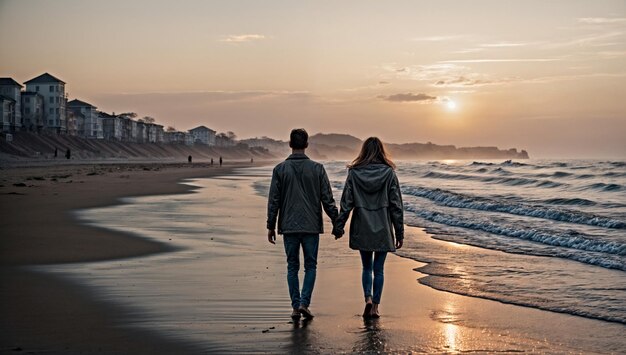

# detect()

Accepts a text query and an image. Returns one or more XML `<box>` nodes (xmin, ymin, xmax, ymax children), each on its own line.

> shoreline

<box><xmin>0</xmin><ymin>161</ymin><xmax>255</xmax><ymax>353</ymax></box>
<box><xmin>0</xmin><ymin>161</ymin><xmax>259</xmax><ymax>265</ymax></box>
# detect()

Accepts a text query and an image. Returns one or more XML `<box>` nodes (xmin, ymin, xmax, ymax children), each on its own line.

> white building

<box><xmin>136</xmin><ymin>121</ymin><xmax>147</xmax><ymax>143</ymax></box>
<box><xmin>21</xmin><ymin>91</ymin><xmax>44</xmax><ymax>132</ymax></box>
<box><xmin>68</xmin><ymin>99</ymin><xmax>103</xmax><ymax>139</ymax></box>
<box><xmin>100</xmin><ymin>111</ymin><xmax>123</xmax><ymax>141</ymax></box>
<box><xmin>0</xmin><ymin>96</ymin><xmax>16</xmax><ymax>132</ymax></box>
<box><xmin>24</xmin><ymin>73</ymin><xmax>67</xmax><ymax>134</ymax></box>
<box><xmin>0</xmin><ymin>78</ymin><xmax>23</xmax><ymax>132</ymax></box>
<box><xmin>189</xmin><ymin>125</ymin><xmax>216</xmax><ymax>145</ymax></box>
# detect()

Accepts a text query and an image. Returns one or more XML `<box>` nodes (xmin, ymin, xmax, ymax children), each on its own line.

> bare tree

<box><xmin>226</xmin><ymin>131</ymin><xmax>237</xmax><ymax>141</ymax></box>
<box><xmin>166</xmin><ymin>126</ymin><xmax>177</xmax><ymax>132</ymax></box>
<box><xmin>139</xmin><ymin>116</ymin><xmax>156</xmax><ymax>124</ymax></box>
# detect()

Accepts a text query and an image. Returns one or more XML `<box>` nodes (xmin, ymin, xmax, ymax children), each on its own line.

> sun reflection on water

<box><xmin>434</xmin><ymin>299</ymin><xmax>462</xmax><ymax>353</ymax></box>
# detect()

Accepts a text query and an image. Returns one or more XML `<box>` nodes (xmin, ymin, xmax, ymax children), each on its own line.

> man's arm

<box><xmin>267</xmin><ymin>166</ymin><xmax>281</xmax><ymax>243</ymax></box>
<box><xmin>320</xmin><ymin>166</ymin><xmax>339</xmax><ymax>226</ymax></box>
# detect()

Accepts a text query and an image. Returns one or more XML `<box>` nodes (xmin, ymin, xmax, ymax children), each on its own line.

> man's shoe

<box><xmin>291</xmin><ymin>308</ymin><xmax>301</xmax><ymax>320</ymax></box>
<box><xmin>299</xmin><ymin>305</ymin><xmax>315</xmax><ymax>319</ymax></box>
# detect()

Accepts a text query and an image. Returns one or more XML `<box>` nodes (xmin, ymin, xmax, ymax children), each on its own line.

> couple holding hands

<box><xmin>267</xmin><ymin>129</ymin><xmax>404</xmax><ymax>320</ymax></box>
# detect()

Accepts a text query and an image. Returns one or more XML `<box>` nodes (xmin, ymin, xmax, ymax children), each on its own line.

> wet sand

<box><xmin>2</xmin><ymin>163</ymin><xmax>625</xmax><ymax>353</ymax></box>
<box><xmin>0</xmin><ymin>162</ymin><xmax>242</xmax><ymax>353</ymax></box>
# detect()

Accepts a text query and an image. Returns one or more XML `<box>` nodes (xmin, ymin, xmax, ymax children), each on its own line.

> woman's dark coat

<box><xmin>335</xmin><ymin>164</ymin><xmax>404</xmax><ymax>252</ymax></box>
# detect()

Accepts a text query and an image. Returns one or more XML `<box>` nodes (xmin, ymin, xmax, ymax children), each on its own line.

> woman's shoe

<box><xmin>363</xmin><ymin>303</ymin><xmax>373</xmax><ymax>318</ymax></box>
<box><xmin>291</xmin><ymin>308</ymin><xmax>301</xmax><ymax>320</ymax></box>
<box><xmin>299</xmin><ymin>305</ymin><xmax>315</xmax><ymax>319</ymax></box>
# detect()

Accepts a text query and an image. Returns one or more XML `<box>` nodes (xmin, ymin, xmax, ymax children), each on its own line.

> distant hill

<box><xmin>307</xmin><ymin>133</ymin><xmax>529</xmax><ymax>160</ymax></box>
<box><xmin>309</xmin><ymin>133</ymin><xmax>363</xmax><ymax>148</ymax></box>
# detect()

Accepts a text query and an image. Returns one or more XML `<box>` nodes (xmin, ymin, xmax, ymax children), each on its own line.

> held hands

<box><xmin>332</xmin><ymin>227</ymin><xmax>344</xmax><ymax>240</ymax></box>
<box><xmin>267</xmin><ymin>229</ymin><xmax>276</xmax><ymax>244</ymax></box>
<box><xmin>395</xmin><ymin>239</ymin><xmax>403</xmax><ymax>249</ymax></box>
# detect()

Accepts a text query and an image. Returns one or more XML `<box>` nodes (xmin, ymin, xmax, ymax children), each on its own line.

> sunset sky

<box><xmin>1</xmin><ymin>0</ymin><xmax>625</xmax><ymax>158</ymax></box>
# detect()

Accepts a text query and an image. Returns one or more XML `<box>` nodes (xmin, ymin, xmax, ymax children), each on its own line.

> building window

<box><xmin>49</xmin><ymin>120</ymin><xmax>53</xmax><ymax>125</ymax></box>
<box><xmin>56</xmin><ymin>108</ymin><xmax>59</xmax><ymax>114</ymax></box>
<box><xmin>49</xmin><ymin>108</ymin><xmax>54</xmax><ymax>114</ymax></box>
<box><xmin>49</xmin><ymin>97</ymin><xmax>54</xmax><ymax>104</ymax></box>
<box><xmin>25</xmin><ymin>108</ymin><xmax>31</xmax><ymax>114</ymax></box>
<box><xmin>24</xmin><ymin>97</ymin><xmax>30</xmax><ymax>103</ymax></box>
<box><xmin>56</xmin><ymin>96</ymin><xmax>59</xmax><ymax>103</ymax></box>
<box><xmin>49</xmin><ymin>85</ymin><xmax>54</xmax><ymax>92</ymax></box>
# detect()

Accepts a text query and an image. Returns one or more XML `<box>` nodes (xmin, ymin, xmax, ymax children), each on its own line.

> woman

<box><xmin>333</xmin><ymin>137</ymin><xmax>404</xmax><ymax>318</ymax></box>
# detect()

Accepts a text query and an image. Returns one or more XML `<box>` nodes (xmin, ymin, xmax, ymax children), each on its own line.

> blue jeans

<box><xmin>283</xmin><ymin>233</ymin><xmax>319</xmax><ymax>309</ymax></box>
<box><xmin>360</xmin><ymin>251</ymin><xmax>387</xmax><ymax>304</ymax></box>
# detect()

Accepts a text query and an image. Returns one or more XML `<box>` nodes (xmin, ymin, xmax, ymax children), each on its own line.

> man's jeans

<box><xmin>360</xmin><ymin>251</ymin><xmax>388</xmax><ymax>304</ymax></box>
<box><xmin>283</xmin><ymin>233</ymin><xmax>319</xmax><ymax>309</ymax></box>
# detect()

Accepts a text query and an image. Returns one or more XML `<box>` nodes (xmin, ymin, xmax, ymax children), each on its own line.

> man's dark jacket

<box><xmin>267</xmin><ymin>153</ymin><xmax>338</xmax><ymax>234</ymax></box>
<box><xmin>335</xmin><ymin>164</ymin><xmax>404</xmax><ymax>252</ymax></box>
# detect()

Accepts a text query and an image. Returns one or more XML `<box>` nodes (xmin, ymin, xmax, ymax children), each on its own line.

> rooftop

<box><xmin>24</xmin><ymin>73</ymin><xmax>65</xmax><ymax>85</ymax></box>
<box><xmin>0</xmin><ymin>78</ymin><xmax>23</xmax><ymax>87</ymax></box>
<box><xmin>68</xmin><ymin>99</ymin><xmax>96</xmax><ymax>108</ymax></box>
<box><xmin>98</xmin><ymin>111</ymin><xmax>116</xmax><ymax>118</ymax></box>
<box><xmin>190</xmin><ymin>125</ymin><xmax>216</xmax><ymax>133</ymax></box>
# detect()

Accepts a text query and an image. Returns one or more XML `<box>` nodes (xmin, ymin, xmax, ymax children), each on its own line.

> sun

<box><xmin>446</xmin><ymin>100</ymin><xmax>457</xmax><ymax>111</ymax></box>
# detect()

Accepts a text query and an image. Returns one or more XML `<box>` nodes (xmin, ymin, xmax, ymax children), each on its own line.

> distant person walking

<box><xmin>267</xmin><ymin>128</ymin><xmax>339</xmax><ymax>320</ymax></box>
<box><xmin>219</xmin><ymin>156</ymin><xmax>223</xmax><ymax>167</ymax></box>
<box><xmin>211</xmin><ymin>158</ymin><xmax>214</xmax><ymax>165</ymax></box>
<box><xmin>54</xmin><ymin>148</ymin><xmax>58</xmax><ymax>158</ymax></box>
<box><xmin>333</xmin><ymin>137</ymin><xmax>404</xmax><ymax>319</ymax></box>
<box><xmin>65</xmin><ymin>149</ymin><xmax>71</xmax><ymax>160</ymax></box>
<box><xmin>188</xmin><ymin>155</ymin><xmax>192</xmax><ymax>163</ymax></box>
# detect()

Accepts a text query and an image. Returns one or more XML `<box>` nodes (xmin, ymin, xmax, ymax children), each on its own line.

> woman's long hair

<box><xmin>348</xmin><ymin>137</ymin><xmax>396</xmax><ymax>169</ymax></box>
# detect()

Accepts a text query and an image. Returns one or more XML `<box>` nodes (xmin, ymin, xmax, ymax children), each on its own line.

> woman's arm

<box><xmin>334</xmin><ymin>171</ymin><xmax>354</xmax><ymax>237</ymax></box>
<box><xmin>389</xmin><ymin>173</ymin><xmax>404</xmax><ymax>242</ymax></box>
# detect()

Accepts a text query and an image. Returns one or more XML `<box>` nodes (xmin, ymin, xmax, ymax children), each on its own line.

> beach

<box><xmin>0</xmin><ymin>162</ymin><xmax>235</xmax><ymax>353</ymax></box>
<box><xmin>1</xmin><ymin>161</ymin><xmax>625</xmax><ymax>354</ymax></box>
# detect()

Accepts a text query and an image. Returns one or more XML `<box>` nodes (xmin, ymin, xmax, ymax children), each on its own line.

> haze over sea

<box><xmin>323</xmin><ymin>159</ymin><xmax>626</xmax><ymax>324</ymax></box>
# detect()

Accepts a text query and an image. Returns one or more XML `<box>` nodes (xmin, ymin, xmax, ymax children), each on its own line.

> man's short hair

<box><xmin>289</xmin><ymin>128</ymin><xmax>308</xmax><ymax>149</ymax></box>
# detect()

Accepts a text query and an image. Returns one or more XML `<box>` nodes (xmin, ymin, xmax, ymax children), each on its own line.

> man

<box><xmin>267</xmin><ymin>128</ymin><xmax>338</xmax><ymax>320</ymax></box>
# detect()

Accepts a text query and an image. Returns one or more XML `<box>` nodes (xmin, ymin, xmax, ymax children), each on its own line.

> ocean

<box><xmin>323</xmin><ymin>159</ymin><xmax>626</xmax><ymax>324</ymax></box>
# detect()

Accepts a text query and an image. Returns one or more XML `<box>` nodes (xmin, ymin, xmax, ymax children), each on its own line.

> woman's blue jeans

<box><xmin>360</xmin><ymin>251</ymin><xmax>387</xmax><ymax>304</ymax></box>
<box><xmin>283</xmin><ymin>233</ymin><xmax>319</xmax><ymax>309</ymax></box>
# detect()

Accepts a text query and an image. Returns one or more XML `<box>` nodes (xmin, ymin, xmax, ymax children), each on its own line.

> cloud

<box><xmin>578</xmin><ymin>17</ymin><xmax>626</xmax><ymax>24</ymax></box>
<box><xmin>412</xmin><ymin>35</ymin><xmax>468</xmax><ymax>42</ymax></box>
<box><xmin>340</xmin><ymin>81</ymin><xmax>393</xmax><ymax>92</ymax></box>
<box><xmin>435</xmin><ymin>76</ymin><xmax>493</xmax><ymax>87</ymax></box>
<box><xmin>440</xmin><ymin>58</ymin><xmax>560</xmax><ymax>63</ymax></box>
<box><xmin>434</xmin><ymin>75</ymin><xmax>519</xmax><ymax>87</ymax></box>
<box><xmin>543</xmin><ymin>31</ymin><xmax>624</xmax><ymax>48</ymax></box>
<box><xmin>103</xmin><ymin>90</ymin><xmax>313</xmax><ymax>104</ymax></box>
<box><xmin>383</xmin><ymin>63</ymin><xmax>468</xmax><ymax>81</ymax></box>
<box><xmin>220</xmin><ymin>34</ymin><xmax>266</xmax><ymax>43</ymax></box>
<box><xmin>378</xmin><ymin>93</ymin><xmax>437</xmax><ymax>103</ymax></box>
<box><xmin>480</xmin><ymin>42</ymin><xmax>531</xmax><ymax>48</ymax></box>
